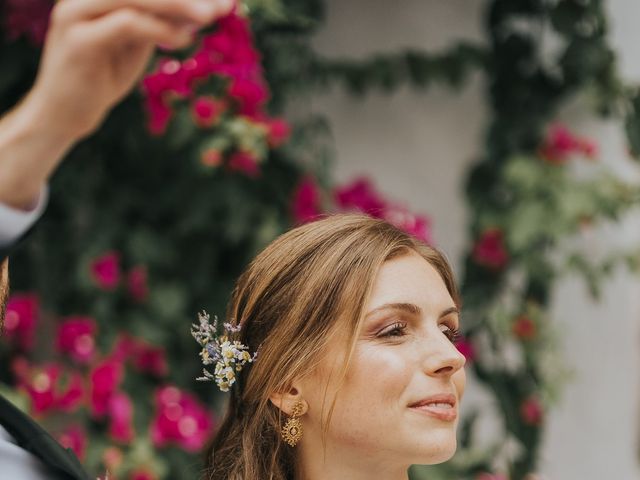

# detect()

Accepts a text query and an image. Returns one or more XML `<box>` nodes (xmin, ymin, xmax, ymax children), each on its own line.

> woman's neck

<box><xmin>295</xmin><ymin>438</ymin><xmax>409</xmax><ymax>480</ymax></box>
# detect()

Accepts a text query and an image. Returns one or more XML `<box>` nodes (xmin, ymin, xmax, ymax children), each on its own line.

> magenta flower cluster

<box><xmin>540</xmin><ymin>124</ymin><xmax>597</xmax><ymax>164</ymax></box>
<box><xmin>292</xmin><ymin>176</ymin><xmax>433</xmax><ymax>245</ymax></box>
<box><xmin>90</xmin><ymin>251</ymin><xmax>149</xmax><ymax>302</ymax></box>
<box><xmin>2</xmin><ymin>250</ymin><xmax>215</xmax><ymax>478</ymax></box>
<box><xmin>1</xmin><ymin>0</ymin><xmax>52</xmax><ymax>46</ymax></box>
<box><xmin>141</xmin><ymin>9</ymin><xmax>291</xmax><ymax>176</ymax></box>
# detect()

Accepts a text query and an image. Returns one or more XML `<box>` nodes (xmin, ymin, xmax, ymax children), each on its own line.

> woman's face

<box><xmin>300</xmin><ymin>251</ymin><xmax>466</xmax><ymax>468</ymax></box>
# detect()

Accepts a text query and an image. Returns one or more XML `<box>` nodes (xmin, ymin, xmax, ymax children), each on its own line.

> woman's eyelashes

<box><xmin>440</xmin><ymin>323</ymin><xmax>461</xmax><ymax>343</ymax></box>
<box><xmin>376</xmin><ymin>319</ymin><xmax>461</xmax><ymax>343</ymax></box>
<box><xmin>378</xmin><ymin>321</ymin><xmax>408</xmax><ymax>338</ymax></box>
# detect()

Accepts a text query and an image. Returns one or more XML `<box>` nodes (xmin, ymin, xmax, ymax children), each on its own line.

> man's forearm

<box><xmin>0</xmin><ymin>0</ymin><xmax>232</xmax><ymax>213</ymax></box>
<box><xmin>0</xmin><ymin>93</ymin><xmax>79</xmax><ymax>211</ymax></box>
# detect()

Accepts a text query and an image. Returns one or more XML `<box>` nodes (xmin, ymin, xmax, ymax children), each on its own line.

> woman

<box><xmin>199</xmin><ymin>213</ymin><xmax>466</xmax><ymax>480</ymax></box>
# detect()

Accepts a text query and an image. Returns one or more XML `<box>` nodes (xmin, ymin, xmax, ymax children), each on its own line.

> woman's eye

<box><xmin>379</xmin><ymin>322</ymin><xmax>407</xmax><ymax>338</ymax></box>
<box><xmin>441</xmin><ymin>324</ymin><xmax>461</xmax><ymax>343</ymax></box>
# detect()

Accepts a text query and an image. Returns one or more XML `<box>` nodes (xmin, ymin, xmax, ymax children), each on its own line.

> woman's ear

<box><xmin>269</xmin><ymin>384</ymin><xmax>308</xmax><ymax>416</ymax></box>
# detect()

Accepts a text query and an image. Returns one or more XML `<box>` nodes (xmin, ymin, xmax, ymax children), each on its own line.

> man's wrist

<box><xmin>0</xmin><ymin>186</ymin><xmax>49</xmax><ymax>246</ymax></box>
<box><xmin>0</xmin><ymin>92</ymin><xmax>80</xmax><ymax>210</ymax></box>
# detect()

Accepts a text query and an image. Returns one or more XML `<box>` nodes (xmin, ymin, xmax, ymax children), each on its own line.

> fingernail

<box><xmin>220</xmin><ymin>0</ymin><xmax>235</xmax><ymax>11</ymax></box>
<box><xmin>192</xmin><ymin>1</ymin><xmax>217</xmax><ymax>18</ymax></box>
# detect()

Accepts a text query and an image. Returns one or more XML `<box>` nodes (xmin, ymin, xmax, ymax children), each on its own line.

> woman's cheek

<box><xmin>453</xmin><ymin>368</ymin><xmax>466</xmax><ymax>400</ymax></box>
<box><xmin>348</xmin><ymin>344</ymin><xmax>414</xmax><ymax>400</ymax></box>
<box><xmin>327</xmin><ymin>346</ymin><xmax>414</xmax><ymax>446</ymax></box>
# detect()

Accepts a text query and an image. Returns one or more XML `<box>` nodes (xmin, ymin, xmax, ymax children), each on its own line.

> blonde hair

<box><xmin>204</xmin><ymin>214</ymin><xmax>459</xmax><ymax>480</ymax></box>
<box><xmin>0</xmin><ymin>259</ymin><xmax>9</xmax><ymax>331</ymax></box>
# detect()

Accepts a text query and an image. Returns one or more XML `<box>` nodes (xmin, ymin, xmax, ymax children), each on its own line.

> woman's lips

<box><xmin>408</xmin><ymin>394</ymin><xmax>458</xmax><ymax>422</ymax></box>
<box><xmin>410</xmin><ymin>403</ymin><xmax>458</xmax><ymax>421</ymax></box>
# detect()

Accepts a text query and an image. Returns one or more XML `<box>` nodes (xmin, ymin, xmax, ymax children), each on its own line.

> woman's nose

<box><xmin>422</xmin><ymin>334</ymin><xmax>466</xmax><ymax>377</ymax></box>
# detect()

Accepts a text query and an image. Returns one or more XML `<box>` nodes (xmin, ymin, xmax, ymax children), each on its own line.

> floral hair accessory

<box><xmin>191</xmin><ymin>311</ymin><xmax>256</xmax><ymax>393</ymax></box>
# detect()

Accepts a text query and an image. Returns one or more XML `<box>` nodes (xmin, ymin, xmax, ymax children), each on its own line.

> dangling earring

<box><xmin>281</xmin><ymin>401</ymin><xmax>304</xmax><ymax>447</ymax></box>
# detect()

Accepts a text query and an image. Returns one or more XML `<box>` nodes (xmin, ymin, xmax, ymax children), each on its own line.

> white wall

<box><xmin>310</xmin><ymin>1</ymin><xmax>640</xmax><ymax>478</ymax></box>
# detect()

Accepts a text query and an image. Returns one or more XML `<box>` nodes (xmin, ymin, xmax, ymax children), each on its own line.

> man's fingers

<box><xmin>54</xmin><ymin>0</ymin><xmax>234</xmax><ymax>27</ymax></box>
<box><xmin>87</xmin><ymin>8</ymin><xmax>195</xmax><ymax>50</ymax></box>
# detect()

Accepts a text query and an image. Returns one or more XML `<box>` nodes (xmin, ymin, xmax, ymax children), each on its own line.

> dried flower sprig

<box><xmin>191</xmin><ymin>311</ymin><xmax>256</xmax><ymax>392</ymax></box>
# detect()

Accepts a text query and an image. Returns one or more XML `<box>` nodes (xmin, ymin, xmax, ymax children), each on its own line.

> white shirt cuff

<box><xmin>0</xmin><ymin>188</ymin><xmax>48</xmax><ymax>247</ymax></box>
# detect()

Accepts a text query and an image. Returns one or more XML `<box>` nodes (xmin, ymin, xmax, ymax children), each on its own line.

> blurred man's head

<box><xmin>0</xmin><ymin>259</ymin><xmax>8</xmax><ymax>333</ymax></box>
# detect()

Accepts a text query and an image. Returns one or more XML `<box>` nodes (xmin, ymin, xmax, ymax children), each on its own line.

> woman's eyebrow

<box><xmin>365</xmin><ymin>303</ymin><xmax>459</xmax><ymax>318</ymax></box>
<box><xmin>439</xmin><ymin>306</ymin><xmax>460</xmax><ymax>318</ymax></box>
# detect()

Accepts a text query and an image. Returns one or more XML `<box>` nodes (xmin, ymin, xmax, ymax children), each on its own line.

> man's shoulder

<box><xmin>0</xmin><ymin>394</ymin><xmax>91</xmax><ymax>480</ymax></box>
<box><xmin>0</xmin><ymin>423</ymin><xmax>59</xmax><ymax>479</ymax></box>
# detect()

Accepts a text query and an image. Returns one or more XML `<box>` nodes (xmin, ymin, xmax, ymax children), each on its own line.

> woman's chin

<box><xmin>409</xmin><ymin>435</ymin><xmax>457</xmax><ymax>465</ymax></box>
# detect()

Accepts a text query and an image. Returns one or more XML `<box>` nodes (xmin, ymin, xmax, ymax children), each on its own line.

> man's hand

<box><xmin>31</xmin><ymin>0</ymin><xmax>234</xmax><ymax>138</ymax></box>
<box><xmin>0</xmin><ymin>0</ymin><xmax>234</xmax><ymax>210</ymax></box>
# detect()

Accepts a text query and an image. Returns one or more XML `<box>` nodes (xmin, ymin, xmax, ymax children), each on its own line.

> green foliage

<box><xmin>310</xmin><ymin>43</ymin><xmax>488</xmax><ymax>96</ymax></box>
<box><xmin>626</xmin><ymin>89</ymin><xmax>640</xmax><ymax>158</ymax></box>
<box><xmin>457</xmin><ymin>1</ymin><xmax>640</xmax><ymax>478</ymax></box>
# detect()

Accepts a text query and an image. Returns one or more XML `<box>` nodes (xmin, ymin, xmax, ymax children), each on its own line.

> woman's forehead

<box><xmin>367</xmin><ymin>253</ymin><xmax>453</xmax><ymax>313</ymax></box>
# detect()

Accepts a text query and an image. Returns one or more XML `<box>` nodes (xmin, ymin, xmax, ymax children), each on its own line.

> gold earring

<box><xmin>281</xmin><ymin>401</ymin><xmax>304</xmax><ymax>447</ymax></box>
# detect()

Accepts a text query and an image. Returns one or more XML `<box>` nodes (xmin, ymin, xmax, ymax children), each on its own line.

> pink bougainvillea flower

<box><xmin>110</xmin><ymin>334</ymin><xmax>168</xmax><ymax>377</ymax></box>
<box><xmin>454</xmin><ymin>337</ymin><xmax>476</xmax><ymax>363</ymax></box>
<box><xmin>205</xmin><ymin>12</ymin><xmax>261</xmax><ymax>78</ymax></box>
<box><xmin>90</xmin><ymin>251</ymin><xmax>121</xmax><ymax>290</ymax></box>
<box><xmin>56</xmin><ymin>316</ymin><xmax>97</xmax><ymax>364</ymax></box>
<box><xmin>3</xmin><ymin>293</ymin><xmax>39</xmax><ymax>350</ymax></box>
<box><xmin>191</xmin><ymin>96</ymin><xmax>225</xmax><ymax>128</ymax></box>
<box><xmin>2</xmin><ymin>0</ymin><xmax>53</xmax><ymax>46</ymax></box>
<box><xmin>472</xmin><ymin>228</ymin><xmax>509</xmax><ymax>270</ymax></box>
<box><xmin>141</xmin><ymin>64</ymin><xmax>189</xmax><ymax>134</ymax></box>
<box><xmin>90</xmin><ymin>358</ymin><xmax>124</xmax><ymax>417</ymax></box>
<box><xmin>56</xmin><ymin>425</ymin><xmax>87</xmax><ymax>461</ymax></box>
<box><xmin>405</xmin><ymin>213</ymin><xmax>432</xmax><ymax>244</ymax></box>
<box><xmin>263</xmin><ymin>117</ymin><xmax>291</xmax><ymax>148</ymax></box>
<box><xmin>142</xmin><ymin>58</ymin><xmax>191</xmax><ymax>101</ymax></box>
<box><xmin>512</xmin><ymin>315</ymin><xmax>537</xmax><ymax>341</ymax></box>
<box><xmin>57</xmin><ymin>371</ymin><xmax>84</xmax><ymax>412</ymax></box>
<box><xmin>292</xmin><ymin>176</ymin><xmax>322</xmax><ymax>224</ymax></box>
<box><xmin>334</xmin><ymin>178</ymin><xmax>433</xmax><ymax>243</ymax></box>
<box><xmin>127</xmin><ymin>265</ymin><xmax>149</xmax><ymax>303</ymax></box>
<box><xmin>541</xmin><ymin>124</ymin><xmax>576</xmax><ymax>163</ymax></box>
<box><xmin>108</xmin><ymin>392</ymin><xmax>135</xmax><ymax>443</ymax></box>
<box><xmin>19</xmin><ymin>365</ymin><xmax>57</xmax><ymax>414</ymax></box>
<box><xmin>15</xmin><ymin>362</ymin><xmax>84</xmax><ymax>415</ymax></box>
<box><xmin>540</xmin><ymin>124</ymin><xmax>598</xmax><ymax>164</ymax></box>
<box><xmin>141</xmin><ymin>10</ymin><xmax>268</xmax><ymax>133</ymax></box>
<box><xmin>382</xmin><ymin>206</ymin><xmax>432</xmax><ymax>244</ymax></box>
<box><xmin>144</xmin><ymin>96</ymin><xmax>173</xmax><ymax>136</ymax></box>
<box><xmin>334</xmin><ymin>178</ymin><xmax>387</xmax><ymax>217</ymax></box>
<box><xmin>112</xmin><ymin>335</ymin><xmax>138</xmax><ymax>362</ymax></box>
<box><xmin>520</xmin><ymin>396</ymin><xmax>544</xmax><ymax>425</ymax></box>
<box><xmin>228</xmin><ymin>77</ymin><xmax>269</xmax><ymax>117</ymax></box>
<box><xmin>150</xmin><ymin>386</ymin><xmax>214</xmax><ymax>452</ymax></box>
<box><xmin>227</xmin><ymin>151</ymin><xmax>260</xmax><ymax>177</ymax></box>
<box><xmin>132</xmin><ymin>343</ymin><xmax>168</xmax><ymax>378</ymax></box>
